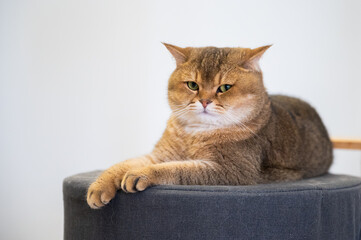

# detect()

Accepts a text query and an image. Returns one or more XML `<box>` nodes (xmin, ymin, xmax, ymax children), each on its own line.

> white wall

<box><xmin>1</xmin><ymin>0</ymin><xmax>361</xmax><ymax>239</ymax></box>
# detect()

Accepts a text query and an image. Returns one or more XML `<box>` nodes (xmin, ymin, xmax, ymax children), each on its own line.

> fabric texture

<box><xmin>63</xmin><ymin>171</ymin><xmax>361</xmax><ymax>240</ymax></box>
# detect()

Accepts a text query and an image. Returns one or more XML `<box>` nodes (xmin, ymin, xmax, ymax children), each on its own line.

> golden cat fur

<box><xmin>87</xmin><ymin>43</ymin><xmax>333</xmax><ymax>209</ymax></box>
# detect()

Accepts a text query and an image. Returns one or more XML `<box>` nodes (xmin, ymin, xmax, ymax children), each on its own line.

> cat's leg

<box><xmin>121</xmin><ymin>160</ymin><xmax>227</xmax><ymax>193</ymax></box>
<box><xmin>87</xmin><ymin>155</ymin><xmax>156</xmax><ymax>209</ymax></box>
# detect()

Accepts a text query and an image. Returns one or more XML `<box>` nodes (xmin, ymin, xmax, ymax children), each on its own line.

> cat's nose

<box><xmin>199</xmin><ymin>99</ymin><xmax>213</xmax><ymax>108</ymax></box>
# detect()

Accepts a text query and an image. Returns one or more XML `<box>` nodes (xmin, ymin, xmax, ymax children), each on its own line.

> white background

<box><xmin>1</xmin><ymin>0</ymin><xmax>361</xmax><ymax>239</ymax></box>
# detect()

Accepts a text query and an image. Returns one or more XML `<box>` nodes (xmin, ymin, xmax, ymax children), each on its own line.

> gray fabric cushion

<box><xmin>63</xmin><ymin>171</ymin><xmax>361</xmax><ymax>240</ymax></box>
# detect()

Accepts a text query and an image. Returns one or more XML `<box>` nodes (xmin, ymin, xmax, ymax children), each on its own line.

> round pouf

<box><xmin>63</xmin><ymin>171</ymin><xmax>361</xmax><ymax>240</ymax></box>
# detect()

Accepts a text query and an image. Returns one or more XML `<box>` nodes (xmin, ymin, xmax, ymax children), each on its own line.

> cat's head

<box><xmin>164</xmin><ymin>43</ymin><xmax>270</xmax><ymax>132</ymax></box>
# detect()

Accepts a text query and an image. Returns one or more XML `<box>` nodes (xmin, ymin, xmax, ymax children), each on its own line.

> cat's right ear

<box><xmin>162</xmin><ymin>43</ymin><xmax>189</xmax><ymax>67</ymax></box>
<box><xmin>241</xmin><ymin>45</ymin><xmax>271</xmax><ymax>72</ymax></box>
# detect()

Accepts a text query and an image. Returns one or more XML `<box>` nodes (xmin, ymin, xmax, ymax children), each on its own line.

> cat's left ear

<box><xmin>242</xmin><ymin>45</ymin><xmax>271</xmax><ymax>72</ymax></box>
<box><xmin>162</xmin><ymin>43</ymin><xmax>190</xmax><ymax>67</ymax></box>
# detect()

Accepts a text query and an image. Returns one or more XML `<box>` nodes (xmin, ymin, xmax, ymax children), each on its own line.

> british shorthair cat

<box><xmin>87</xmin><ymin>43</ymin><xmax>332</xmax><ymax>209</ymax></box>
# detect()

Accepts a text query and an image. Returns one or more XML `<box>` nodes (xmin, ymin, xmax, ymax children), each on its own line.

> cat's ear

<box><xmin>241</xmin><ymin>45</ymin><xmax>271</xmax><ymax>72</ymax></box>
<box><xmin>162</xmin><ymin>43</ymin><xmax>189</xmax><ymax>67</ymax></box>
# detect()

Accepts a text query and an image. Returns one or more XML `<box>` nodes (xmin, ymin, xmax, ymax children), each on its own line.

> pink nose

<box><xmin>199</xmin><ymin>99</ymin><xmax>212</xmax><ymax>108</ymax></box>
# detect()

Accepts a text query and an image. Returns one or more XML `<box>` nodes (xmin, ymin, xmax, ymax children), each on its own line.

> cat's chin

<box><xmin>183</xmin><ymin>124</ymin><xmax>222</xmax><ymax>133</ymax></box>
<box><xmin>176</xmin><ymin>108</ymin><xmax>253</xmax><ymax>133</ymax></box>
<box><xmin>181</xmin><ymin>115</ymin><xmax>233</xmax><ymax>133</ymax></box>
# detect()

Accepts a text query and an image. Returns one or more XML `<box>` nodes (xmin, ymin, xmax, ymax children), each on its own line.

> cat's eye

<box><xmin>187</xmin><ymin>81</ymin><xmax>199</xmax><ymax>91</ymax></box>
<box><xmin>217</xmin><ymin>84</ymin><xmax>232</xmax><ymax>93</ymax></box>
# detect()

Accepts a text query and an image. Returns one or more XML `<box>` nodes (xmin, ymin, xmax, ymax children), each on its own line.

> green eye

<box><xmin>187</xmin><ymin>81</ymin><xmax>199</xmax><ymax>91</ymax></box>
<box><xmin>218</xmin><ymin>84</ymin><xmax>232</xmax><ymax>93</ymax></box>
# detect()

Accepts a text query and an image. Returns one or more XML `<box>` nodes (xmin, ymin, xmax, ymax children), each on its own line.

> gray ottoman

<box><xmin>63</xmin><ymin>171</ymin><xmax>361</xmax><ymax>240</ymax></box>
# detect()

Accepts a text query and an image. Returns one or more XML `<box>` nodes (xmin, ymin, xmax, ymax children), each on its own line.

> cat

<box><xmin>87</xmin><ymin>43</ymin><xmax>333</xmax><ymax>209</ymax></box>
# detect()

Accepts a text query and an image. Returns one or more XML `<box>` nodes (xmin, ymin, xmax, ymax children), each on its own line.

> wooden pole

<box><xmin>331</xmin><ymin>138</ymin><xmax>361</xmax><ymax>150</ymax></box>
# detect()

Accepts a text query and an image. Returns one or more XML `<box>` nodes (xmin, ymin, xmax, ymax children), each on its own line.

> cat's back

<box><xmin>270</xmin><ymin>95</ymin><xmax>317</xmax><ymax>118</ymax></box>
<box><xmin>270</xmin><ymin>95</ymin><xmax>327</xmax><ymax>129</ymax></box>
<box><xmin>269</xmin><ymin>94</ymin><xmax>331</xmax><ymax>142</ymax></box>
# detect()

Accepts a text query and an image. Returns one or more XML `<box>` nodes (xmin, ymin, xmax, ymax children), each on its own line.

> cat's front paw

<box><xmin>121</xmin><ymin>168</ymin><xmax>154</xmax><ymax>193</ymax></box>
<box><xmin>87</xmin><ymin>180</ymin><xmax>117</xmax><ymax>209</ymax></box>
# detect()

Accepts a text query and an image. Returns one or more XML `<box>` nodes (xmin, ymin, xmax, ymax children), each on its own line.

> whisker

<box><xmin>171</xmin><ymin>108</ymin><xmax>188</xmax><ymax>118</ymax></box>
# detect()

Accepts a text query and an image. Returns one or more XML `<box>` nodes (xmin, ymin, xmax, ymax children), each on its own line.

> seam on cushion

<box><xmin>151</xmin><ymin>182</ymin><xmax>361</xmax><ymax>194</ymax></box>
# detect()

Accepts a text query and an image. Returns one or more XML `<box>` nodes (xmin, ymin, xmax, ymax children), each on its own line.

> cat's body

<box><xmin>87</xmin><ymin>44</ymin><xmax>332</xmax><ymax>209</ymax></box>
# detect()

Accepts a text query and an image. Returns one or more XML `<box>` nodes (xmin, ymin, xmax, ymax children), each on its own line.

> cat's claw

<box><xmin>87</xmin><ymin>182</ymin><xmax>116</xmax><ymax>209</ymax></box>
<box><xmin>121</xmin><ymin>170</ymin><xmax>152</xmax><ymax>193</ymax></box>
